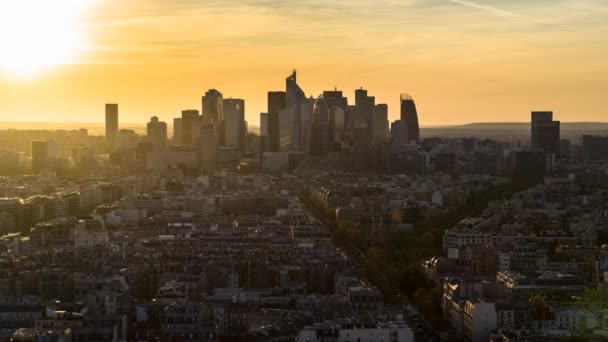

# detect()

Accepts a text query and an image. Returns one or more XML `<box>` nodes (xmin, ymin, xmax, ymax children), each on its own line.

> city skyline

<box><xmin>1</xmin><ymin>0</ymin><xmax>607</xmax><ymax>125</ymax></box>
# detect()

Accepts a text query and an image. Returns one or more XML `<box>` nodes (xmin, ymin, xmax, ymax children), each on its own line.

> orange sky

<box><xmin>0</xmin><ymin>0</ymin><xmax>607</xmax><ymax>126</ymax></box>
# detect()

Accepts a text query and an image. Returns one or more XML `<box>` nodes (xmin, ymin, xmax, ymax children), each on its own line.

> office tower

<box><xmin>173</xmin><ymin>118</ymin><xmax>183</xmax><ymax>144</ymax></box>
<box><xmin>531</xmin><ymin>111</ymin><xmax>560</xmax><ymax>156</ymax></box>
<box><xmin>202</xmin><ymin>89</ymin><xmax>223</xmax><ymax>121</ymax></box>
<box><xmin>330</xmin><ymin>106</ymin><xmax>346</xmax><ymax>145</ymax></box>
<box><xmin>286</xmin><ymin>71</ymin><xmax>306</xmax><ymax>106</ymax></box>
<box><xmin>223</xmin><ymin>98</ymin><xmax>246</xmax><ymax>153</ymax></box>
<box><xmin>513</xmin><ymin>149</ymin><xmax>546</xmax><ymax>187</ymax></box>
<box><xmin>323</xmin><ymin>90</ymin><xmax>348</xmax><ymax>110</ymax></box>
<box><xmin>391</xmin><ymin>120</ymin><xmax>408</xmax><ymax>145</ymax></box>
<box><xmin>199</xmin><ymin>118</ymin><xmax>217</xmax><ymax>173</ymax></box>
<box><xmin>31</xmin><ymin>140</ymin><xmax>48</xmax><ymax>174</ymax></box>
<box><xmin>355</xmin><ymin>88</ymin><xmax>375</xmax><ymax>136</ymax></box>
<box><xmin>260</xmin><ymin>113</ymin><xmax>271</xmax><ymax>154</ymax></box>
<box><xmin>323</xmin><ymin>90</ymin><xmax>348</xmax><ymax>149</ymax></box>
<box><xmin>282</xmin><ymin>71</ymin><xmax>307</xmax><ymax>151</ymax></box>
<box><xmin>105</xmin><ymin>104</ymin><xmax>119</xmax><ymax>148</ymax></box>
<box><xmin>268</xmin><ymin>91</ymin><xmax>286</xmax><ymax>152</ymax></box>
<box><xmin>373</xmin><ymin>104</ymin><xmax>388</xmax><ymax>144</ymax></box>
<box><xmin>181</xmin><ymin>109</ymin><xmax>200</xmax><ymax>145</ymax></box>
<box><xmin>147</xmin><ymin>116</ymin><xmax>168</xmax><ymax>151</ymax></box>
<box><xmin>310</xmin><ymin>95</ymin><xmax>330</xmax><ymax>156</ymax></box>
<box><xmin>400</xmin><ymin>94</ymin><xmax>420</xmax><ymax>144</ymax></box>
<box><xmin>299</xmin><ymin>98</ymin><xmax>314</xmax><ymax>153</ymax></box>
<box><xmin>582</xmin><ymin>135</ymin><xmax>608</xmax><ymax>161</ymax></box>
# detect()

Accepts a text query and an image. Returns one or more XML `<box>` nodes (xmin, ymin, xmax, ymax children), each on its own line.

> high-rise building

<box><xmin>330</xmin><ymin>106</ymin><xmax>346</xmax><ymax>146</ymax></box>
<box><xmin>259</xmin><ymin>112</ymin><xmax>271</xmax><ymax>155</ymax></box>
<box><xmin>282</xmin><ymin>71</ymin><xmax>308</xmax><ymax>151</ymax></box>
<box><xmin>31</xmin><ymin>140</ymin><xmax>48</xmax><ymax>174</ymax></box>
<box><xmin>181</xmin><ymin>110</ymin><xmax>200</xmax><ymax>145</ymax></box>
<box><xmin>323</xmin><ymin>90</ymin><xmax>348</xmax><ymax>149</ymax></box>
<box><xmin>268</xmin><ymin>91</ymin><xmax>286</xmax><ymax>152</ymax></box>
<box><xmin>199</xmin><ymin>118</ymin><xmax>217</xmax><ymax>173</ymax></box>
<box><xmin>310</xmin><ymin>95</ymin><xmax>330</xmax><ymax>156</ymax></box>
<box><xmin>391</xmin><ymin>120</ymin><xmax>408</xmax><ymax>145</ymax></box>
<box><xmin>299</xmin><ymin>98</ymin><xmax>314</xmax><ymax>153</ymax></box>
<box><xmin>173</xmin><ymin>118</ymin><xmax>183</xmax><ymax>144</ymax></box>
<box><xmin>202</xmin><ymin>89</ymin><xmax>223</xmax><ymax>121</ymax></box>
<box><xmin>531</xmin><ymin>111</ymin><xmax>560</xmax><ymax>156</ymax></box>
<box><xmin>354</xmin><ymin>88</ymin><xmax>375</xmax><ymax>135</ymax></box>
<box><xmin>105</xmin><ymin>104</ymin><xmax>119</xmax><ymax>148</ymax></box>
<box><xmin>223</xmin><ymin>99</ymin><xmax>246</xmax><ymax>153</ymax></box>
<box><xmin>147</xmin><ymin>116</ymin><xmax>168</xmax><ymax>151</ymax></box>
<box><xmin>373</xmin><ymin>104</ymin><xmax>388</xmax><ymax>144</ymax></box>
<box><xmin>400</xmin><ymin>94</ymin><xmax>420</xmax><ymax>144</ymax></box>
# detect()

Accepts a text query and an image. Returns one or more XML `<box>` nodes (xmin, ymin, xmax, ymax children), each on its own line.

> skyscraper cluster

<box><xmin>103</xmin><ymin>70</ymin><xmax>420</xmax><ymax>174</ymax></box>
<box><xmin>258</xmin><ymin>71</ymin><xmax>420</xmax><ymax>172</ymax></box>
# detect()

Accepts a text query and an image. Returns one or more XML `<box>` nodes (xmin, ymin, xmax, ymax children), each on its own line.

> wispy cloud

<box><xmin>448</xmin><ymin>0</ymin><xmax>535</xmax><ymax>22</ymax></box>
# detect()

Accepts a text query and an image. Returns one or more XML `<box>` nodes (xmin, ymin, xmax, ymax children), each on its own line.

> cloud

<box><xmin>448</xmin><ymin>0</ymin><xmax>535</xmax><ymax>22</ymax></box>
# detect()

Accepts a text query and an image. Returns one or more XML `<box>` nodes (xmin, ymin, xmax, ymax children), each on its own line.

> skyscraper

<box><xmin>173</xmin><ymin>118</ymin><xmax>183</xmax><ymax>144</ymax></box>
<box><xmin>31</xmin><ymin>140</ymin><xmax>48</xmax><ymax>174</ymax></box>
<box><xmin>391</xmin><ymin>120</ymin><xmax>407</xmax><ymax>145</ymax></box>
<box><xmin>105</xmin><ymin>104</ymin><xmax>118</xmax><ymax>148</ymax></box>
<box><xmin>202</xmin><ymin>89</ymin><xmax>223</xmax><ymax>122</ymax></box>
<box><xmin>147</xmin><ymin>116</ymin><xmax>168</xmax><ymax>151</ymax></box>
<box><xmin>354</xmin><ymin>88</ymin><xmax>375</xmax><ymax>134</ymax></box>
<box><xmin>373</xmin><ymin>104</ymin><xmax>388</xmax><ymax>144</ymax></box>
<box><xmin>282</xmin><ymin>71</ymin><xmax>308</xmax><ymax>151</ymax></box>
<box><xmin>400</xmin><ymin>94</ymin><xmax>420</xmax><ymax>144</ymax></box>
<box><xmin>223</xmin><ymin>98</ymin><xmax>246</xmax><ymax>153</ymax></box>
<box><xmin>199</xmin><ymin>118</ymin><xmax>217</xmax><ymax>174</ymax></box>
<box><xmin>181</xmin><ymin>110</ymin><xmax>200</xmax><ymax>145</ymax></box>
<box><xmin>260</xmin><ymin>112</ymin><xmax>271</xmax><ymax>154</ymax></box>
<box><xmin>531</xmin><ymin>111</ymin><xmax>560</xmax><ymax>156</ymax></box>
<box><xmin>268</xmin><ymin>91</ymin><xmax>286</xmax><ymax>152</ymax></box>
<box><xmin>310</xmin><ymin>95</ymin><xmax>330</xmax><ymax>156</ymax></box>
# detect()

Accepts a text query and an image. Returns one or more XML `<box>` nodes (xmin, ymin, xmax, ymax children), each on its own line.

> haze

<box><xmin>0</xmin><ymin>0</ymin><xmax>607</xmax><ymax>125</ymax></box>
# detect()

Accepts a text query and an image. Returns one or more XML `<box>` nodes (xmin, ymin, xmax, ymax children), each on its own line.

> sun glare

<box><xmin>0</xmin><ymin>0</ymin><xmax>95</xmax><ymax>78</ymax></box>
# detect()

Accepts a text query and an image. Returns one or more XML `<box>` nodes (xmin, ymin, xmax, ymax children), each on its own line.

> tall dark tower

<box><xmin>531</xmin><ymin>111</ymin><xmax>560</xmax><ymax>156</ymax></box>
<box><xmin>267</xmin><ymin>91</ymin><xmax>286</xmax><ymax>152</ymax></box>
<box><xmin>400</xmin><ymin>94</ymin><xmax>420</xmax><ymax>144</ymax></box>
<box><xmin>105</xmin><ymin>104</ymin><xmax>118</xmax><ymax>148</ymax></box>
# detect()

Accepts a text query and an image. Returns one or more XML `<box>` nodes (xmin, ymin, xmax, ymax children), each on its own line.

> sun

<box><xmin>0</xmin><ymin>0</ymin><xmax>95</xmax><ymax>78</ymax></box>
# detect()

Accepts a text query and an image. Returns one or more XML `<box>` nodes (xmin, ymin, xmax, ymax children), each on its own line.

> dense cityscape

<box><xmin>0</xmin><ymin>70</ymin><xmax>607</xmax><ymax>342</ymax></box>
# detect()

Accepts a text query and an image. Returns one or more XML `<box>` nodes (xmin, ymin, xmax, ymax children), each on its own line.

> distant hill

<box><xmin>425</xmin><ymin>122</ymin><xmax>608</xmax><ymax>131</ymax></box>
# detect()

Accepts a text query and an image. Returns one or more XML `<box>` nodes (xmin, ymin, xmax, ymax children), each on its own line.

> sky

<box><xmin>0</xmin><ymin>0</ymin><xmax>607</xmax><ymax>126</ymax></box>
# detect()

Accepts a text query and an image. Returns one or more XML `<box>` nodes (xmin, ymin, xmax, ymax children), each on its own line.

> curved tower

<box><xmin>400</xmin><ymin>94</ymin><xmax>420</xmax><ymax>144</ymax></box>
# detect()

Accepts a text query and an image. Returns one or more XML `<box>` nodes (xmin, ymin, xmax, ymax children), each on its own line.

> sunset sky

<box><xmin>0</xmin><ymin>0</ymin><xmax>607</xmax><ymax>126</ymax></box>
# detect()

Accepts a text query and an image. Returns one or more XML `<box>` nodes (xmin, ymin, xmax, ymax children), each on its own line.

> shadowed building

<box><xmin>105</xmin><ymin>104</ymin><xmax>118</xmax><ymax>148</ymax></box>
<box><xmin>310</xmin><ymin>95</ymin><xmax>330</xmax><ymax>156</ymax></box>
<box><xmin>223</xmin><ymin>98</ymin><xmax>246</xmax><ymax>153</ymax></box>
<box><xmin>146</xmin><ymin>116</ymin><xmax>167</xmax><ymax>151</ymax></box>
<box><xmin>400</xmin><ymin>94</ymin><xmax>420</xmax><ymax>144</ymax></box>
<box><xmin>202</xmin><ymin>89</ymin><xmax>223</xmax><ymax>122</ymax></box>
<box><xmin>268</xmin><ymin>91</ymin><xmax>286</xmax><ymax>152</ymax></box>
<box><xmin>173</xmin><ymin>118</ymin><xmax>182</xmax><ymax>144</ymax></box>
<box><xmin>531</xmin><ymin>111</ymin><xmax>560</xmax><ymax>156</ymax></box>
<box><xmin>181</xmin><ymin>110</ymin><xmax>200</xmax><ymax>145</ymax></box>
